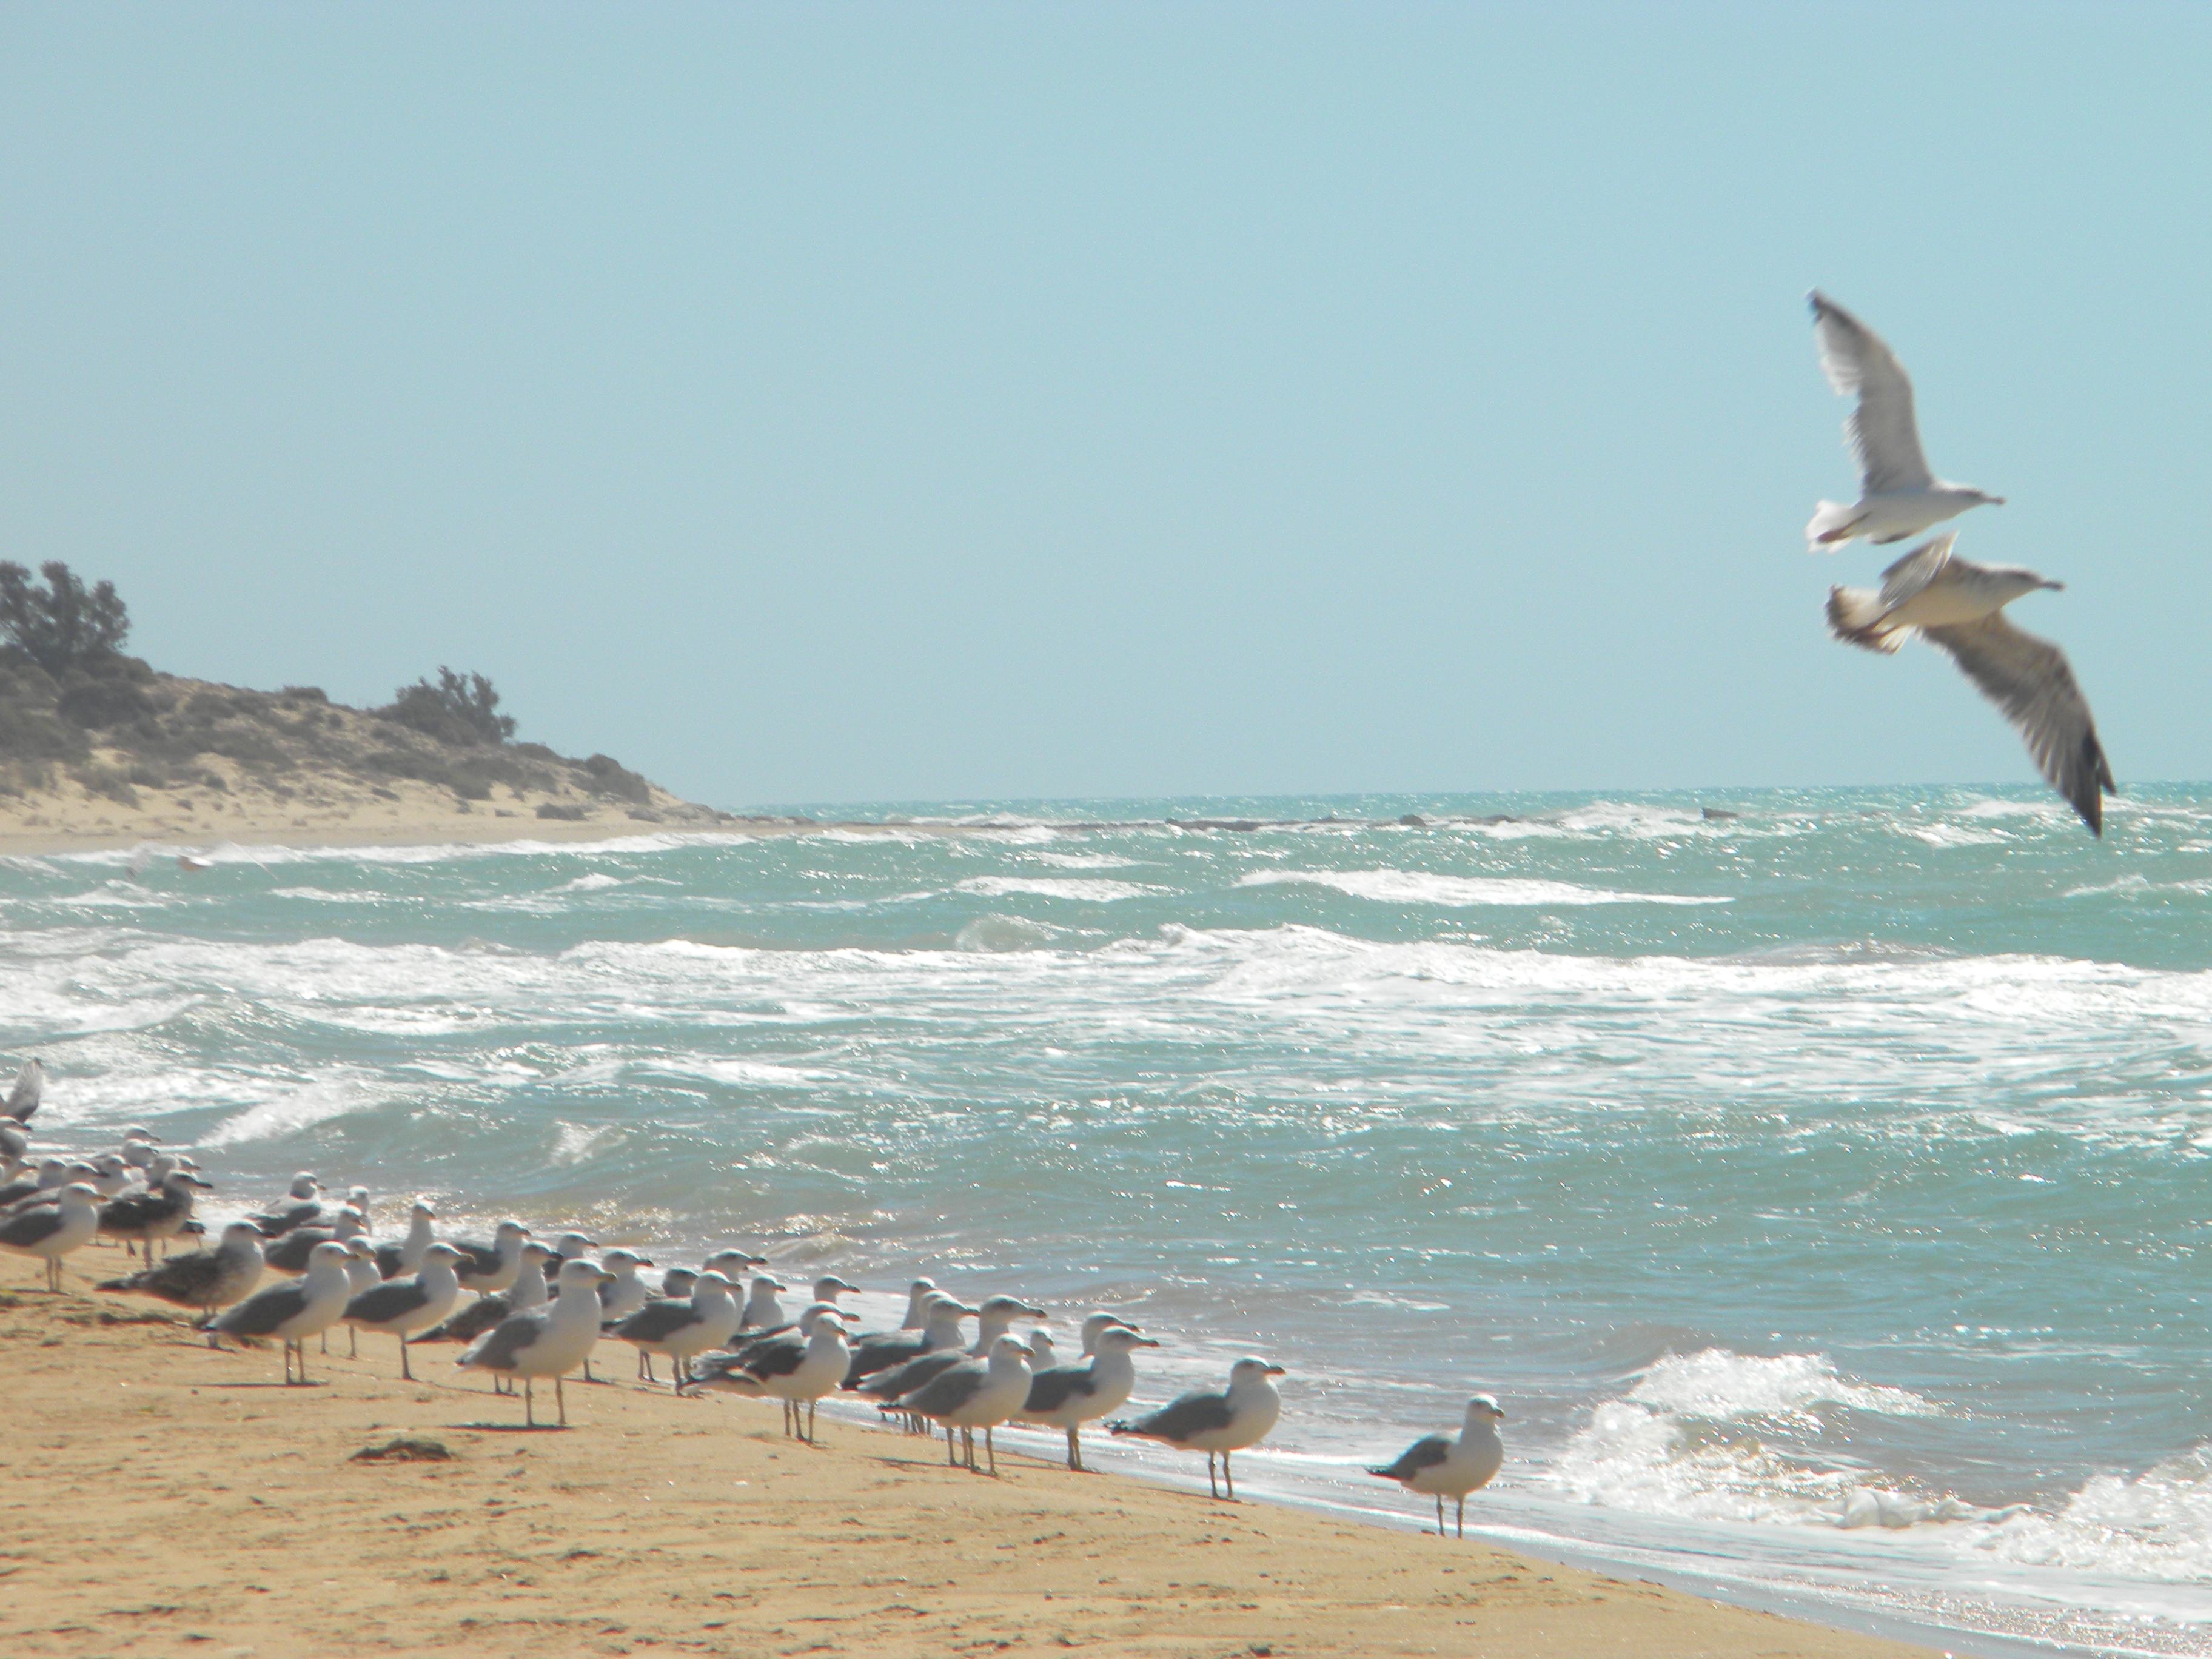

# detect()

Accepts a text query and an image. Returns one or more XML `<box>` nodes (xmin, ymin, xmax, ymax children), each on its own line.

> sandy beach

<box><xmin>0</xmin><ymin>1255</ymin><xmax>1932</xmax><ymax>1659</ymax></box>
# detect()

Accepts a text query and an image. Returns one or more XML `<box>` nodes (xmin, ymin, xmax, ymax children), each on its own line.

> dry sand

<box><xmin>0</xmin><ymin>1255</ymin><xmax>1932</xmax><ymax>1659</ymax></box>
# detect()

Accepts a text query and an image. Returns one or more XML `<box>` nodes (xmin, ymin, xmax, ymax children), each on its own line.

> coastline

<box><xmin>0</xmin><ymin>1255</ymin><xmax>1932</xmax><ymax>1659</ymax></box>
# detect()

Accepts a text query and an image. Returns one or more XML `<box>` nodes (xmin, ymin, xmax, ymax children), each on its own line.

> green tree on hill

<box><xmin>383</xmin><ymin>666</ymin><xmax>517</xmax><ymax>746</ymax></box>
<box><xmin>0</xmin><ymin>561</ymin><xmax>130</xmax><ymax>676</ymax></box>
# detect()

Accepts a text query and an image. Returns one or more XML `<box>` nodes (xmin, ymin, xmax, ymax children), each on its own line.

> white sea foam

<box><xmin>554</xmin><ymin>872</ymin><xmax>631</xmax><ymax>892</ymax></box>
<box><xmin>957</xmin><ymin>876</ymin><xmax>1159</xmax><ymax>902</ymax></box>
<box><xmin>1979</xmin><ymin>1446</ymin><xmax>2212</xmax><ymax>1587</ymax></box>
<box><xmin>1237</xmin><ymin>870</ymin><xmax>1729</xmax><ymax>907</ymax></box>
<box><xmin>201</xmin><ymin>1073</ymin><xmax>386</xmax><ymax>1146</ymax></box>
<box><xmin>1627</xmin><ymin>1349</ymin><xmax>1942</xmax><ymax>1424</ymax></box>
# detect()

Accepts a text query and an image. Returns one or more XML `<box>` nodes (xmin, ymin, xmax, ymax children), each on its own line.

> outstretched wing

<box><xmin>5</xmin><ymin>1060</ymin><xmax>42</xmax><ymax>1122</ymax></box>
<box><xmin>1921</xmin><ymin>612</ymin><xmax>2116</xmax><ymax>834</ymax></box>
<box><xmin>1811</xmin><ymin>292</ymin><xmax>1932</xmax><ymax>496</ymax></box>
<box><xmin>1877</xmin><ymin>533</ymin><xmax>1957</xmax><ymax>609</ymax></box>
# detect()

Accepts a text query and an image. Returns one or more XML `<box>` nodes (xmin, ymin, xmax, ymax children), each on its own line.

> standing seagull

<box><xmin>342</xmin><ymin>1242</ymin><xmax>466</xmax><ymax>1380</ymax></box>
<box><xmin>210</xmin><ymin>1240</ymin><xmax>354</xmax><ymax>1384</ymax></box>
<box><xmin>1110</xmin><ymin>1357</ymin><xmax>1287</xmax><ymax>1501</ymax></box>
<box><xmin>1368</xmin><ymin>1395</ymin><xmax>1507</xmax><ymax>1538</ymax></box>
<box><xmin>98</xmin><ymin>1170</ymin><xmax>212</xmax><ymax>1259</ymax></box>
<box><xmin>609</xmin><ymin>1270</ymin><xmax>741</xmax><ymax>1387</ymax></box>
<box><xmin>1827</xmin><ymin>532</ymin><xmax>2116</xmax><ymax>833</ymax></box>
<box><xmin>1805</xmin><ymin>292</ymin><xmax>2003</xmax><ymax>551</ymax></box>
<box><xmin>1018</xmin><ymin>1324</ymin><xmax>1159</xmax><ymax>1470</ymax></box>
<box><xmin>452</xmin><ymin>1220</ymin><xmax>532</xmax><ymax>1294</ymax></box>
<box><xmin>99</xmin><ymin>1220</ymin><xmax>266</xmax><ymax>1332</ymax></box>
<box><xmin>457</xmin><ymin>1258</ymin><xmax>614</xmax><ymax>1427</ymax></box>
<box><xmin>887</xmin><ymin>1334</ymin><xmax>1036</xmax><ymax>1474</ymax></box>
<box><xmin>372</xmin><ymin>1199</ymin><xmax>440</xmax><ymax>1279</ymax></box>
<box><xmin>0</xmin><ymin>1181</ymin><xmax>100</xmax><ymax>1290</ymax></box>
<box><xmin>686</xmin><ymin>1304</ymin><xmax>861</xmax><ymax>1441</ymax></box>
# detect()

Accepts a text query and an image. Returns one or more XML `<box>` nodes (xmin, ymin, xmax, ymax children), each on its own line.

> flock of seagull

<box><xmin>1805</xmin><ymin>291</ymin><xmax>2116</xmax><ymax>836</ymax></box>
<box><xmin>0</xmin><ymin>1079</ymin><xmax>1507</xmax><ymax>1538</ymax></box>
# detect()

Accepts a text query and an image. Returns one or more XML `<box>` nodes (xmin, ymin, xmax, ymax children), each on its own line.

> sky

<box><xmin>4</xmin><ymin>4</ymin><xmax>2209</xmax><ymax>810</ymax></box>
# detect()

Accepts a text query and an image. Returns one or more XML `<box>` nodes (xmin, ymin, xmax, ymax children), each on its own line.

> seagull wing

<box><xmin>1811</xmin><ymin>292</ymin><xmax>1933</xmax><ymax>496</ymax></box>
<box><xmin>1877</xmin><ymin>533</ymin><xmax>1959</xmax><ymax>610</ymax></box>
<box><xmin>1920</xmin><ymin>612</ymin><xmax>2116</xmax><ymax>835</ymax></box>
<box><xmin>1369</xmin><ymin>1433</ymin><xmax>1453</xmax><ymax>1481</ymax></box>
<box><xmin>5</xmin><ymin>1060</ymin><xmax>42</xmax><ymax>1122</ymax></box>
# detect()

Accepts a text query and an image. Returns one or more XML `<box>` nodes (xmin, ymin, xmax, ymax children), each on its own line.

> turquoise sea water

<box><xmin>4</xmin><ymin>786</ymin><xmax>2207</xmax><ymax>1654</ymax></box>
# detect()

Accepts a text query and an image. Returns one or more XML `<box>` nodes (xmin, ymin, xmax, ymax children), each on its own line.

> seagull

<box><xmin>418</xmin><ymin>1241</ymin><xmax>554</xmax><ymax>1349</ymax></box>
<box><xmin>451</xmin><ymin>1220</ymin><xmax>532</xmax><ymax>1294</ymax></box>
<box><xmin>0</xmin><ymin>1118</ymin><xmax>26</xmax><ymax>1162</ymax></box>
<box><xmin>1827</xmin><ymin>532</ymin><xmax>2116</xmax><ymax>833</ymax></box>
<box><xmin>843</xmin><ymin>1293</ymin><xmax>977</xmax><ymax>1391</ymax></box>
<box><xmin>1017</xmin><ymin>1324</ymin><xmax>1160</xmax><ymax>1470</ymax></box>
<box><xmin>659</xmin><ymin>1265</ymin><xmax>697</xmax><ymax>1300</ymax></box>
<box><xmin>98</xmin><ymin>1220</ymin><xmax>265</xmax><ymax>1333</ymax></box>
<box><xmin>898</xmin><ymin>1277</ymin><xmax>939</xmax><ymax>1328</ymax></box>
<box><xmin>371</xmin><ymin>1199</ymin><xmax>439</xmax><ymax>1279</ymax></box>
<box><xmin>1110</xmin><ymin>1357</ymin><xmax>1287</xmax><ymax>1500</ymax></box>
<box><xmin>98</xmin><ymin>1170</ymin><xmax>212</xmax><ymax>1259</ymax></box>
<box><xmin>853</xmin><ymin>1296</ymin><xmax>1047</xmax><ymax>1423</ymax></box>
<box><xmin>0</xmin><ymin>1156</ymin><xmax>71</xmax><ymax>1212</ymax></box>
<box><xmin>609</xmin><ymin>1270</ymin><xmax>742</xmax><ymax>1387</ymax></box>
<box><xmin>0</xmin><ymin>1181</ymin><xmax>101</xmax><ymax>1289</ymax></box>
<box><xmin>457</xmin><ymin>1258</ymin><xmax>615</xmax><ymax>1427</ymax></box>
<box><xmin>685</xmin><ymin>1303</ymin><xmax>862</xmax><ymax>1439</ymax></box>
<box><xmin>342</xmin><ymin>1242</ymin><xmax>467</xmax><ymax>1379</ymax></box>
<box><xmin>1805</xmin><ymin>292</ymin><xmax>2002</xmax><ymax>551</ymax></box>
<box><xmin>210</xmin><ymin>1239</ymin><xmax>354</xmax><ymax>1383</ymax></box>
<box><xmin>4</xmin><ymin>1059</ymin><xmax>44</xmax><ymax>1124</ymax></box>
<box><xmin>262</xmin><ymin>1205</ymin><xmax>366</xmax><ymax>1273</ymax></box>
<box><xmin>1369</xmin><ymin>1395</ymin><xmax>1507</xmax><ymax>1538</ymax></box>
<box><xmin>886</xmin><ymin>1333</ymin><xmax>1036</xmax><ymax>1473</ymax></box>
<box><xmin>247</xmin><ymin>1173</ymin><xmax>324</xmax><ymax>1238</ymax></box>
<box><xmin>733</xmin><ymin>1273</ymin><xmax>786</xmax><ymax>1333</ymax></box>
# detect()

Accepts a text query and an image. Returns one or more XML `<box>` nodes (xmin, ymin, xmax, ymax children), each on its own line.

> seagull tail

<box><xmin>1825</xmin><ymin>586</ymin><xmax>1906</xmax><ymax>654</ymax></box>
<box><xmin>1805</xmin><ymin>500</ymin><xmax>1863</xmax><ymax>551</ymax></box>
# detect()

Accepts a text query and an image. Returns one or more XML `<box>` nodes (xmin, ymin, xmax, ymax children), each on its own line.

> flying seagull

<box><xmin>1827</xmin><ymin>533</ymin><xmax>2116</xmax><ymax>834</ymax></box>
<box><xmin>1805</xmin><ymin>291</ymin><xmax>2002</xmax><ymax>551</ymax></box>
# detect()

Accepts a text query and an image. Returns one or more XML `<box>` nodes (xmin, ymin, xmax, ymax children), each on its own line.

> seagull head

<box><xmin>1097</xmin><ymin>1326</ymin><xmax>1161</xmax><ymax>1352</ymax></box>
<box><xmin>1467</xmin><ymin>1394</ymin><xmax>1506</xmax><ymax>1421</ymax></box>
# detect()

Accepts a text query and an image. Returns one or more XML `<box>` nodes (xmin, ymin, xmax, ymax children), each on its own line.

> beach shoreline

<box><xmin>0</xmin><ymin>1254</ymin><xmax>1934</xmax><ymax>1659</ymax></box>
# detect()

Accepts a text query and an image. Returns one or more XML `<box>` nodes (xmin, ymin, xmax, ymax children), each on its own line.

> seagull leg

<box><xmin>320</xmin><ymin>1329</ymin><xmax>328</xmax><ymax>1354</ymax></box>
<box><xmin>985</xmin><ymin>1427</ymin><xmax>997</xmax><ymax>1476</ymax></box>
<box><xmin>1206</xmin><ymin>1453</ymin><xmax>1219</xmax><ymax>1500</ymax></box>
<box><xmin>399</xmin><ymin>1335</ymin><xmax>414</xmax><ymax>1382</ymax></box>
<box><xmin>349</xmin><ymin>1324</ymin><xmax>358</xmax><ymax>1359</ymax></box>
<box><xmin>808</xmin><ymin>1400</ymin><xmax>819</xmax><ymax>1443</ymax></box>
<box><xmin>524</xmin><ymin>1378</ymin><xmax>536</xmax><ymax>1428</ymax></box>
<box><xmin>557</xmin><ymin>1375</ymin><xmax>567</xmax><ymax>1426</ymax></box>
<box><xmin>298</xmin><ymin>1342</ymin><xmax>310</xmax><ymax>1386</ymax></box>
<box><xmin>1224</xmin><ymin>1453</ymin><xmax>1235</xmax><ymax>1501</ymax></box>
<box><xmin>1456</xmin><ymin>1496</ymin><xmax>1465</xmax><ymax>1540</ymax></box>
<box><xmin>945</xmin><ymin>1424</ymin><xmax>959</xmax><ymax>1467</ymax></box>
<box><xmin>1435</xmin><ymin>1495</ymin><xmax>1445</xmax><ymax>1537</ymax></box>
<box><xmin>1067</xmin><ymin>1426</ymin><xmax>1081</xmax><ymax>1471</ymax></box>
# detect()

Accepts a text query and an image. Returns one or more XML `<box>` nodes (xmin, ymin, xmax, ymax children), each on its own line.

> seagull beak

<box><xmin>1136</xmin><ymin>1337</ymin><xmax>1162</xmax><ymax>1348</ymax></box>
<box><xmin>1265</xmin><ymin>1365</ymin><xmax>1287</xmax><ymax>1377</ymax></box>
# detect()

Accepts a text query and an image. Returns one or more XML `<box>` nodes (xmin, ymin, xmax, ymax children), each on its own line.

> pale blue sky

<box><xmin>4</xmin><ymin>4</ymin><xmax>2208</xmax><ymax>808</ymax></box>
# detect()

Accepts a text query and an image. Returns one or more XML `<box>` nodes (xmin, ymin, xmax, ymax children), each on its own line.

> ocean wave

<box><xmin>1627</xmin><ymin>1349</ymin><xmax>1942</xmax><ymax>1424</ymax></box>
<box><xmin>200</xmin><ymin>1072</ymin><xmax>387</xmax><ymax>1147</ymax></box>
<box><xmin>1236</xmin><ymin>870</ymin><xmax>1729</xmax><ymax>908</ymax></box>
<box><xmin>1979</xmin><ymin>1445</ymin><xmax>2212</xmax><ymax>1587</ymax></box>
<box><xmin>957</xmin><ymin>876</ymin><xmax>1160</xmax><ymax>903</ymax></box>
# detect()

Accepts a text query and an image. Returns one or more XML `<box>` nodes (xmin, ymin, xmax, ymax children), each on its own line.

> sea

<box><xmin>4</xmin><ymin>786</ymin><xmax>2207</xmax><ymax>1655</ymax></box>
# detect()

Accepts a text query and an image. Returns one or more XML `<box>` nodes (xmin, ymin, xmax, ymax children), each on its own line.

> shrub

<box><xmin>535</xmin><ymin>802</ymin><xmax>587</xmax><ymax>820</ymax></box>
<box><xmin>381</xmin><ymin>668</ymin><xmax>515</xmax><ymax>747</ymax></box>
<box><xmin>0</xmin><ymin>562</ymin><xmax>130</xmax><ymax>676</ymax></box>
<box><xmin>581</xmin><ymin>753</ymin><xmax>650</xmax><ymax>804</ymax></box>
